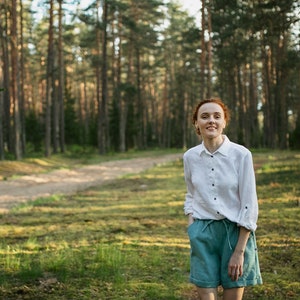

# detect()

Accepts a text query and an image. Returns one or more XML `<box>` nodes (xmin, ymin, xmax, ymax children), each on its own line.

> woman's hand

<box><xmin>228</xmin><ymin>226</ymin><xmax>250</xmax><ymax>281</ymax></box>
<box><xmin>228</xmin><ymin>249</ymin><xmax>245</xmax><ymax>281</ymax></box>
<box><xmin>188</xmin><ymin>214</ymin><xmax>194</xmax><ymax>226</ymax></box>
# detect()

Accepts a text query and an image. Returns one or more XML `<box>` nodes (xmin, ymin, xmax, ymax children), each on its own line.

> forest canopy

<box><xmin>0</xmin><ymin>0</ymin><xmax>299</xmax><ymax>160</ymax></box>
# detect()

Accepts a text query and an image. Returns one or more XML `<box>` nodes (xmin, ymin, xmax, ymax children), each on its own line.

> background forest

<box><xmin>0</xmin><ymin>0</ymin><xmax>299</xmax><ymax>160</ymax></box>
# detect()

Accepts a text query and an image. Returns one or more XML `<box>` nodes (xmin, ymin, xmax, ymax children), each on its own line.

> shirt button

<box><xmin>212</xmin><ymin>184</ymin><xmax>215</xmax><ymax>186</ymax></box>
<box><xmin>214</xmin><ymin>197</ymin><xmax>217</xmax><ymax>200</ymax></box>
<box><xmin>217</xmin><ymin>211</ymin><xmax>220</xmax><ymax>214</ymax></box>
<box><xmin>212</xmin><ymin>168</ymin><xmax>214</xmax><ymax>171</ymax></box>
<box><xmin>211</xmin><ymin>155</ymin><xmax>213</xmax><ymax>158</ymax></box>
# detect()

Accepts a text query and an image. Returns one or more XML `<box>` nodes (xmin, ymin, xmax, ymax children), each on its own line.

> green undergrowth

<box><xmin>0</xmin><ymin>151</ymin><xmax>299</xmax><ymax>299</ymax></box>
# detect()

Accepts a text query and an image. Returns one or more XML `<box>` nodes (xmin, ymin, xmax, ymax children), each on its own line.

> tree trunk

<box><xmin>0</xmin><ymin>5</ymin><xmax>7</xmax><ymax>160</ymax></box>
<box><xmin>206</xmin><ymin>1</ymin><xmax>212</xmax><ymax>98</ymax></box>
<box><xmin>83</xmin><ymin>76</ymin><xmax>89</xmax><ymax>145</ymax></box>
<box><xmin>11</xmin><ymin>0</ymin><xmax>22</xmax><ymax>159</ymax></box>
<box><xmin>101</xmin><ymin>0</ymin><xmax>108</xmax><ymax>153</ymax></box>
<box><xmin>1</xmin><ymin>0</ymin><xmax>12</xmax><ymax>155</ymax></box>
<box><xmin>248</xmin><ymin>61</ymin><xmax>260</xmax><ymax>147</ymax></box>
<box><xmin>135</xmin><ymin>46</ymin><xmax>144</xmax><ymax>149</ymax></box>
<box><xmin>95</xmin><ymin>0</ymin><xmax>103</xmax><ymax>154</ymax></box>
<box><xmin>276</xmin><ymin>33</ymin><xmax>289</xmax><ymax>149</ymax></box>
<box><xmin>45</xmin><ymin>0</ymin><xmax>54</xmax><ymax>156</ymax></box>
<box><xmin>19</xmin><ymin>0</ymin><xmax>26</xmax><ymax>155</ymax></box>
<box><xmin>58</xmin><ymin>0</ymin><xmax>65</xmax><ymax>152</ymax></box>
<box><xmin>117</xmin><ymin>13</ymin><xmax>127</xmax><ymax>153</ymax></box>
<box><xmin>0</xmin><ymin>69</ymin><xmax>4</xmax><ymax>160</ymax></box>
<box><xmin>161</xmin><ymin>71</ymin><xmax>169</xmax><ymax>148</ymax></box>
<box><xmin>200</xmin><ymin>0</ymin><xmax>205</xmax><ymax>99</ymax></box>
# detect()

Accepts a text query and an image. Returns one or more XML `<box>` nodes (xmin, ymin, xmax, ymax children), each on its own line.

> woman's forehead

<box><xmin>198</xmin><ymin>102</ymin><xmax>224</xmax><ymax>114</ymax></box>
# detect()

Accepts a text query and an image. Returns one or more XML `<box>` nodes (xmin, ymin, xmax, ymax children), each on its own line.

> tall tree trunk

<box><xmin>276</xmin><ymin>32</ymin><xmax>289</xmax><ymax>149</ymax></box>
<box><xmin>200</xmin><ymin>0</ymin><xmax>205</xmax><ymax>100</ymax></box>
<box><xmin>19</xmin><ymin>0</ymin><xmax>26</xmax><ymax>155</ymax></box>
<box><xmin>3</xmin><ymin>1</ymin><xmax>12</xmax><ymax>153</ymax></box>
<box><xmin>0</xmin><ymin>5</ymin><xmax>7</xmax><ymax>160</ymax></box>
<box><xmin>248</xmin><ymin>61</ymin><xmax>259</xmax><ymax>147</ymax></box>
<box><xmin>227</xmin><ymin>68</ymin><xmax>238</xmax><ymax>141</ymax></box>
<box><xmin>83</xmin><ymin>76</ymin><xmax>89</xmax><ymax>145</ymax></box>
<box><xmin>206</xmin><ymin>2</ymin><xmax>212</xmax><ymax>98</ymax></box>
<box><xmin>95</xmin><ymin>0</ymin><xmax>103</xmax><ymax>154</ymax></box>
<box><xmin>200</xmin><ymin>0</ymin><xmax>212</xmax><ymax>99</ymax></box>
<box><xmin>0</xmin><ymin>68</ymin><xmax>4</xmax><ymax>160</ymax></box>
<box><xmin>11</xmin><ymin>0</ymin><xmax>22</xmax><ymax>159</ymax></box>
<box><xmin>53</xmin><ymin>78</ymin><xmax>59</xmax><ymax>153</ymax></box>
<box><xmin>237</xmin><ymin>65</ymin><xmax>245</xmax><ymax>146</ymax></box>
<box><xmin>117</xmin><ymin>13</ymin><xmax>127</xmax><ymax>152</ymax></box>
<box><xmin>161</xmin><ymin>71</ymin><xmax>169</xmax><ymax>147</ymax></box>
<box><xmin>125</xmin><ymin>19</ymin><xmax>135</xmax><ymax>149</ymax></box>
<box><xmin>45</xmin><ymin>0</ymin><xmax>54</xmax><ymax>156</ymax></box>
<box><xmin>100</xmin><ymin>0</ymin><xmax>108</xmax><ymax>153</ymax></box>
<box><xmin>135</xmin><ymin>46</ymin><xmax>144</xmax><ymax>149</ymax></box>
<box><xmin>58</xmin><ymin>0</ymin><xmax>65</xmax><ymax>152</ymax></box>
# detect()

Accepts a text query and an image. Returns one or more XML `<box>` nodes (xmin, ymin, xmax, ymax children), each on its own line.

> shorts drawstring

<box><xmin>201</xmin><ymin>219</ymin><xmax>233</xmax><ymax>250</ymax></box>
<box><xmin>222</xmin><ymin>219</ymin><xmax>233</xmax><ymax>250</ymax></box>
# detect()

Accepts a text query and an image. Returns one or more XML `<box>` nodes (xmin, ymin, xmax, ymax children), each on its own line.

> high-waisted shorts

<box><xmin>187</xmin><ymin>219</ymin><xmax>263</xmax><ymax>289</ymax></box>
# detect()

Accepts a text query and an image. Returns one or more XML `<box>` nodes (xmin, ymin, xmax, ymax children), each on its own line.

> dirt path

<box><xmin>0</xmin><ymin>153</ymin><xmax>182</xmax><ymax>212</ymax></box>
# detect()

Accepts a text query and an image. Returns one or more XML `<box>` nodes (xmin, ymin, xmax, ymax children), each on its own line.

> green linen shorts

<box><xmin>187</xmin><ymin>219</ymin><xmax>263</xmax><ymax>289</ymax></box>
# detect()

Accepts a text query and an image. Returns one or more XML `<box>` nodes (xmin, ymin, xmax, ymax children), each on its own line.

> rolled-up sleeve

<box><xmin>183</xmin><ymin>154</ymin><xmax>194</xmax><ymax>215</ymax></box>
<box><xmin>237</xmin><ymin>151</ymin><xmax>258</xmax><ymax>231</ymax></box>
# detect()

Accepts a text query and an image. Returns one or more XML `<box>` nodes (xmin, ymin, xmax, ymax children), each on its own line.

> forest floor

<box><xmin>0</xmin><ymin>153</ymin><xmax>182</xmax><ymax>213</ymax></box>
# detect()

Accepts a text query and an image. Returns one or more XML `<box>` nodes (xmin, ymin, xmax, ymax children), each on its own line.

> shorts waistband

<box><xmin>193</xmin><ymin>218</ymin><xmax>233</xmax><ymax>250</ymax></box>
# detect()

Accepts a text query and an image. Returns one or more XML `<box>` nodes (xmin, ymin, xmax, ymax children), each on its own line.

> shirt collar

<box><xmin>199</xmin><ymin>135</ymin><xmax>230</xmax><ymax>156</ymax></box>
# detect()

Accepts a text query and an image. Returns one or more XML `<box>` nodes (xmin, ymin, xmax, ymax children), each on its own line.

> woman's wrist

<box><xmin>234</xmin><ymin>248</ymin><xmax>245</xmax><ymax>255</ymax></box>
<box><xmin>187</xmin><ymin>214</ymin><xmax>194</xmax><ymax>225</ymax></box>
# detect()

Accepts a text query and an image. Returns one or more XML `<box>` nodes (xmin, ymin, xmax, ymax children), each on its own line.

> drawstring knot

<box><xmin>201</xmin><ymin>219</ymin><xmax>233</xmax><ymax>250</ymax></box>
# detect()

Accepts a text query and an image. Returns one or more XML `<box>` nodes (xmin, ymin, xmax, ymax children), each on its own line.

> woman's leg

<box><xmin>223</xmin><ymin>287</ymin><xmax>244</xmax><ymax>300</ymax></box>
<box><xmin>196</xmin><ymin>287</ymin><xmax>218</xmax><ymax>300</ymax></box>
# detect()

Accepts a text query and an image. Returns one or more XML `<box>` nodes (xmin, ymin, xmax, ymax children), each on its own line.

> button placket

<box><xmin>208</xmin><ymin>154</ymin><xmax>217</xmax><ymax>202</ymax></box>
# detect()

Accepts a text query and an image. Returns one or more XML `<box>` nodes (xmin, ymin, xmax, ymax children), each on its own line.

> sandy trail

<box><xmin>0</xmin><ymin>153</ymin><xmax>182</xmax><ymax>212</ymax></box>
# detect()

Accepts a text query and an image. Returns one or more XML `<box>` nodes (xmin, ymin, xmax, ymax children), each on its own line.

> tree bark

<box><xmin>58</xmin><ymin>0</ymin><xmax>65</xmax><ymax>152</ymax></box>
<box><xmin>19</xmin><ymin>0</ymin><xmax>26</xmax><ymax>155</ymax></box>
<box><xmin>45</xmin><ymin>0</ymin><xmax>54</xmax><ymax>156</ymax></box>
<box><xmin>101</xmin><ymin>0</ymin><xmax>108</xmax><ymax>153</ymax></box>
<box><xmin>200</xmin><ymin>0</ymin><xmax>205</xmax><ymax>100</ymax></box>
<box><xmin>11</xmin><ymin>0</ymin><xmax>22</xmax><ymax>159</ymax></box>
<box><xmin>117</xmin><ymin>13</ymin><xmax>127</xmax><ymax>153</ymax></box>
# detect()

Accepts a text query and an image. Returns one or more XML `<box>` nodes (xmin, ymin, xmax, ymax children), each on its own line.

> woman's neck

<box><xmin>203</xmin><ymin>135</ymin><xmax>224</xmax><ymax>153</ymax></box>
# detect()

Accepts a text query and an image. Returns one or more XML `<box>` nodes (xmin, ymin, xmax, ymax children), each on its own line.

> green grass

<box><xmin>0</xmin><ymin>151</ymin><xmax>299</xmax><ymax>299</ymax></box>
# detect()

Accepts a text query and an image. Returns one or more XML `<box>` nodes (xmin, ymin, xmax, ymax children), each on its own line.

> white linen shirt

<box><xmin>183</xmin><ymin>135</ymin><xmax>258</xmax><ymax>231</ymax></box>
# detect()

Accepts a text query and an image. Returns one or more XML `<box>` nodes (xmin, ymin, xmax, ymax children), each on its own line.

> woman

<box><xmin>183</xmin><ymin>98</ymin><xmax>262</xmax><ymax>300</ymax></box>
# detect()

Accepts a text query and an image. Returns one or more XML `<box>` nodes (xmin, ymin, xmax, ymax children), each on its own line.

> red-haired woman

<box><xmin>183</xmin><ymin>98</ymin><xmax>262</xmax><ymax>300</ymax></box>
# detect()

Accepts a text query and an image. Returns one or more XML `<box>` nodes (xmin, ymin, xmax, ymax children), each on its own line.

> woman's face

<box><xmin>195</xmin><ymin>102</ymin><xmax>226</xmax><ymax>140</ymax></box>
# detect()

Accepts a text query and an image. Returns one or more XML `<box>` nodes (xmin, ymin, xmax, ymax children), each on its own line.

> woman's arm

<box><xmin>228</xmin><ymin>226</ymin><xmax>251</xmax><ymax>281</ymax></box>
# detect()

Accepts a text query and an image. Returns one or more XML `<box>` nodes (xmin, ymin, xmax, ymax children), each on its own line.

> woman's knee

<box><xmin>196</xmin><ymin>287</ymin><xmax>218</xmax><ymax>300</ymax></box>
<box><xmin>223</xmin><ymin>287</ymin><xmax>244</xmax><ymax>300</ymax></box>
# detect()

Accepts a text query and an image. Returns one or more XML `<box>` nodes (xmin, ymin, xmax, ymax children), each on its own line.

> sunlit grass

<box><xmin>0</xmin><ymin>152</ymin><xmax>299</xmax><ymax>299</ymax></box>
